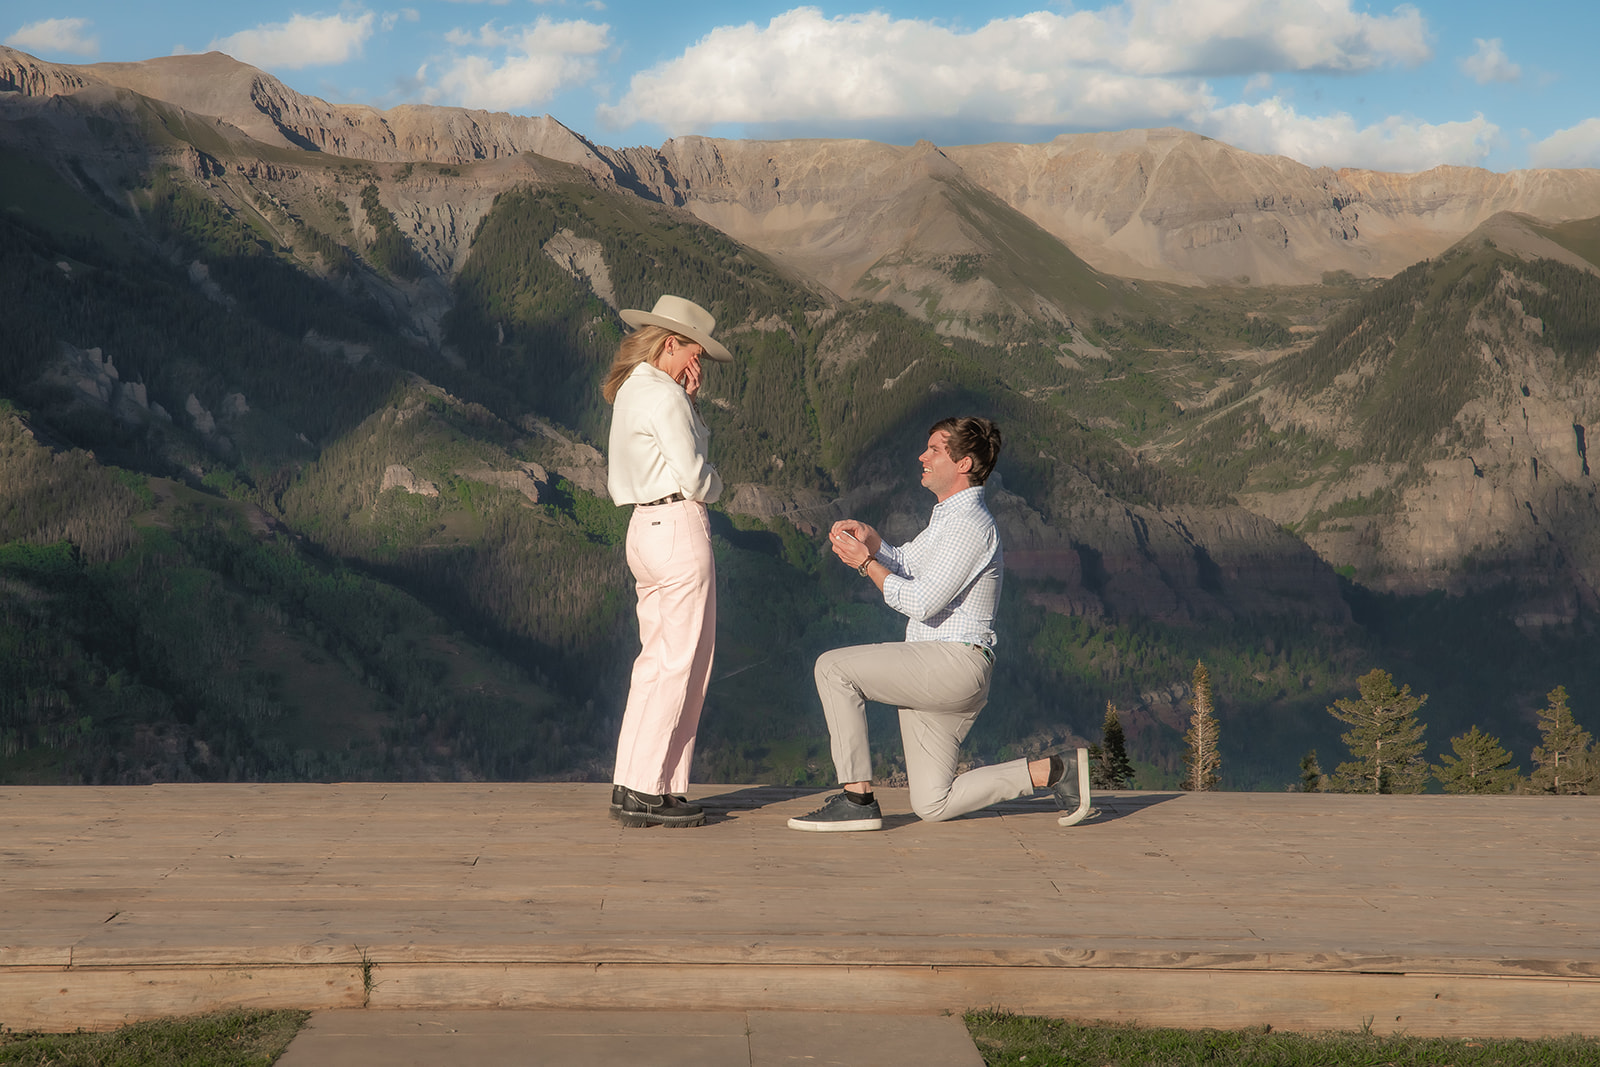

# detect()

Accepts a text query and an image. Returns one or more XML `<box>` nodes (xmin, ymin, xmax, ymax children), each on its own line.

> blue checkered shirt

<box><xmin>877</xmin><ymin>485</ymin><xmax>1002</xmax><ymax>647</ymax></box>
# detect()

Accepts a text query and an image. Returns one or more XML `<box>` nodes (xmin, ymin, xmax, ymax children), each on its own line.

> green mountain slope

<box><xmin>4</xmin><ymin>81</ymin><xmax>1599</xmax><ymax>792</ymax></box>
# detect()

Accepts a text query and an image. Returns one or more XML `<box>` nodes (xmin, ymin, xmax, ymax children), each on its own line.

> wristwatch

<box><xmin>857</xmin><ymin>558</ymin><xmax>872</xmax><ymax>576</ymax></box>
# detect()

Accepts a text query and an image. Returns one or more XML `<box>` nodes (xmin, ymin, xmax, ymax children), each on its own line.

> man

<box><xmin>787</xmin><ymin>416</ymin><xmax>1093</xmax><ymax>832</ymax></box>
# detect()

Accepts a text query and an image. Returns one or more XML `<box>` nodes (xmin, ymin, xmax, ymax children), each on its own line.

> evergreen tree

<box><xmin>1299</xmin><ymin>749</ymin><xmax>1322</xmax><ymax>793</ymax></box>
<box><xmin>1433</xmin><ymin>726</ymin><xmax>1519</xmax><ymax>794</ymax></box>
<box><xmin>1087</xmin><ymin>741</ymin><xmax>1107</xmax><ymax>787</ymax></box>
<box><xmin>1097</xmin><ymin>700</ymin><xmax>1134</xmax><ymax>789</ymax></box>
<box><xmin>1582</xmin><ymin>749</ymin><xmax>1600</xmax><ymax>795</ymax></box>
<box><xmin>1183</xmin><ymin>660</ymin><xmax>1220</xmax><ymax>791</ymax></box>
<box><xmin>1326</xmin><ymin>668</ymin><xmax>1429</xmax><ymax>794</ymax></box>
<box><xmin>1530</xmin><ymin>686</ymin><xmax>1595</xmax><ymax>795</ymax></box>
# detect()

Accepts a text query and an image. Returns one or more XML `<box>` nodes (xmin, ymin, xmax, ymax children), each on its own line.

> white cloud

<box><xmin>382</xmin><ymin>9</ymin><xmax>421</xmax><ymax>33</ymax></box>
<box><xmin>1112</xmin><ymin>0</ymin><xmax>1431</xmax><ymax>76</ymax></box>
<box><xmin>1242</xmin><ymin>73</ymin><xmax>1273</xmax><ymax>96</ymax></box>
<box><xmin>210</xmin><ymin>12</ymin><xmax>376</xmax><ymax>71</ymax></box>
<box><xmin>603</xmin><ymin>9</ymin><xmax>1197</xmax><ymax>133</ymax></box>
<box><xmin>428</xmin><ymin>17</ymin><xmax>610</xmax><ymax>112</ymax></box>
<box><xmin>601</xmin><ymin>3</ymin><xmax>1430</xmax><ymax>135</ymax></box>
<box><xmin>1202</xmin><ymin>97</ymin><xmax>1499</xmax><ymax>171</ymax></box>
<box><xmin>1529</xmin><ymin>119</ymin><xmax>1600</xmax><ymax>169</ymax></box>
<box><xmin>5</xmin><ymin>16</ymin><xmax>99</xmax><ymax>57</ymax></box>
<box><xmin>1459</xmin><ymin>38</ymin><xmax>1520</xmax><ymax>85</ymax></box>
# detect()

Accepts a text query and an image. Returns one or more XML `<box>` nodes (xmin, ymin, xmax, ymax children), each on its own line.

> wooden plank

<box><xmin>0</xmin><ymin>965</ymin><xmax>366</xmax><ymax>1032</ymax></box>
<box><xmin>371</xmin><ymin>963</ymin><xmax>1600</xmax><ymax>1040</ymax></box>
<box><xmin>4</xmin><ymin>785</ymin><xmax>1598</xmax><ymax>1035</ymax></box>
<box><xmin>8</xmin><ymin>961</ymin><xmax>1598</xmax><ymax>1038</ymax></box>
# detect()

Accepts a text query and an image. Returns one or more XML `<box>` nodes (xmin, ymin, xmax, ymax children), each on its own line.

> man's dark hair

<box><xmin>929</xmin><ymin>416</ymin><xmax>1002</xmax><ymax>485</ymax></box>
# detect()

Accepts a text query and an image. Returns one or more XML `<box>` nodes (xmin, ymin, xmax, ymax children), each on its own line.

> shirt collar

<box><xmin>631</xmin><ymin>361</ymin><xmax>676</xmax><ymax>385</ymax></box>
<box><xmin>932</xmin><ymin>484</ymin><xmax>985</xmax><ymax>514</ymax></box>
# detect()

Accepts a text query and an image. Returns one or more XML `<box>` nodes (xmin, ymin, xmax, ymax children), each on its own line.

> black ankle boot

<box><xmin>617</xmin><ymin>787</ymin><xmax>706</xmax><ymax>828</ymax></box>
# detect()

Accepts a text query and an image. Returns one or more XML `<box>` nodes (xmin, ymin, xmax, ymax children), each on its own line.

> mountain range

<box><xmin>2</xmin><ymin>45</ymin><xmax>1598</xmax><ymax>790</ymax></box>
<box><xmin>12</xmin><ymin>45</ymin><xmax>1600</xmax><ymax>294</ymax></box>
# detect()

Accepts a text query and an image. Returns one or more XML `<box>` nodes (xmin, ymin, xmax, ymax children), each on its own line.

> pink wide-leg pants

<box><xmin>612</xmin><ymin>499</ymin><xmax>716</xmax><ymax>795</ymax></box>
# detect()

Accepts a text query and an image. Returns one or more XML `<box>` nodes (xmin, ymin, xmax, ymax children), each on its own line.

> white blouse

<box><xmin>606</xmin><ymin>361</ymin><xmax>723</xmax><ymax>505</ymax></box>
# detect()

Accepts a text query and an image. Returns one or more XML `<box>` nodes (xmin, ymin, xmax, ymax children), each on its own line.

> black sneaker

<box><xmin>1051</xmin><ymin>747</ymin><xmax>1093</xmax><ymax>827</ymax></box>
<box><xmin>617</xmin><ymin>788</ymin><xmax>706</xmax><ymax>828</ymax></box>
<box><xmin>608</xmin><ymin>784</ymin><xmax>625</xmax><ymax>821</ymax></box>
<box><xmin>787</xmin><ymin>792</ymin><xmax>883</xmax><ymax>832</ymax></box>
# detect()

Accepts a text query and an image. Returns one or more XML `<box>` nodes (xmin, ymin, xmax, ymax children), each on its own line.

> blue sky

<box><xmin>6</xmin><ymin>0</ymin><xmax>1598</xmax><ymax>172</ymax></box>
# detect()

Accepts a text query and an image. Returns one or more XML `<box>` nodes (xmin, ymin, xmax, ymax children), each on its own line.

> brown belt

<box><xmin>639</xmin><ymin>492</ymin><xmax>686</xmax><ymax>507</ymax></box>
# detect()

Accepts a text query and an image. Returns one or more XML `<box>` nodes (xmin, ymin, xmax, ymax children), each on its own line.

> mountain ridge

<box><xmin>9</xmin><ymin>46</ymin><xmax>1600</xmax><ymax>297</ymax></box>
<box><xmin>1</xmin><ymin>47</ymin><xmax>606</xmax><ymax>168</ymax></box>
<box><xmin>1165</xmin><ymin>211</ymin><xmax>1600</xmax><ymax>626</ymax></box>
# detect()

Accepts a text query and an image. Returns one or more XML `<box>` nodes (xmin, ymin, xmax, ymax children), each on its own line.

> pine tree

<box><xmin>1097</xmin><ymin>700</ymin><xmax>1135</xmax><ymax>789</ymax></box>
<box><xmin>1087</xmin><ymin>741</ymin><xmax>1108</xmax><ymax>788</ymax></box>
<box><xmin>1299</xmin><ymin>749</ymin><xmax>1322</xmax><ymax>793</ymax></box>
<box><xmin>1433</xmin><ymin>726</ymin><xmax>1519</xmax><ymax>794</ymax></box>
<box><xmin>1582</xmin><ymin>749</ymin><xmax>1600</xmax><ymax>795</ymax></box>
<box><xmin>1326</xmin><ymin>668</ymin><xmax>1429</xmax><ymax>794</ymax></box>
<box><xmin>1183</xmin><ymin>660</ymin><xmax>1220</xmax><ymax>791</ymax></box>
<box><xmin>1530</xmin><ymin>686</ymin><xmax>1595</xmax><ymax>795</ymax></box>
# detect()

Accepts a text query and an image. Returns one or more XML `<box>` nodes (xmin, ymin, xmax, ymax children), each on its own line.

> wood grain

<box><xmin>3</xmin><ymin>784</ymin><xmax>1596</xmax><ymax>1035</ymax></box>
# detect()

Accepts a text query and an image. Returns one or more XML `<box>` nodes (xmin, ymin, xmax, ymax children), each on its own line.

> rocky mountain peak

<box><xmin>1</xmin><ymin>45</ymin><xmax>99</xmax><ymax>96</ymax></box>
<box><xmin>2</xmin><ymin>47</ymin><xmax>609</xmax><ymax>170</ymax></box>
<box><xmin>13</xmin><ymin>44</ymin><xmax>1600</xmax><ymax>297</ymax></box>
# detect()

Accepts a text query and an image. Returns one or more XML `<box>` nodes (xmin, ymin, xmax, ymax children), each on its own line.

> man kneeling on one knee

<box><xmin>788</xmin><ymin>416</ymin><xmax>1091</xmax><ymax>833</ymax></box>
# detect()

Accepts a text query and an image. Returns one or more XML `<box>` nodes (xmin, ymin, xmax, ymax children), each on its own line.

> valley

<box><xmin>2</xmin><ymin>45</ymin><xmax>1597</xmax><ymax>792</ymax></box>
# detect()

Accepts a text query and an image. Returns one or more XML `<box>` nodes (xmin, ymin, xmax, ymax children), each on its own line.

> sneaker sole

<box><xmin>786</xmin><ymin>816</ymin><xmax>883</xmax><ymax>832</ymax></box>
<box><xmin>1057</xmin><ymin>746</ymin><xmax>1093</xmax><ymax>827</ymax></box>
<box><xmin>617</xmin><ymin>810</ymin><xmax>706</xmax><ymax>828</ymax></box>
<box><xmin>609</xmin><ymin>800</ymin><xmax>681</xmax><ymax>821</ymax></box>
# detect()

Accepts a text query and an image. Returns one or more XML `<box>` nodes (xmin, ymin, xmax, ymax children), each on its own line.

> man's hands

<box><xmin>829</xmin><ymin>520</ymin><xmax>881</xmax><ymax>570</ymax></box>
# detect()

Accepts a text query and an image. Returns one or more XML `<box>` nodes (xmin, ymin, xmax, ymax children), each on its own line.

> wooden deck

<box><xmin>2</xmin><ymin>783</ymin><xmax>1597</xmax><ymax>1037</ymax></box>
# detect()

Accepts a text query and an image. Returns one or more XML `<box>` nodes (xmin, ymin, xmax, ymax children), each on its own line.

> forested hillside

<box><xmin>3</xmin><ymin>71</ymin><xmax>1599</xmax><ymax>791</ymax></box>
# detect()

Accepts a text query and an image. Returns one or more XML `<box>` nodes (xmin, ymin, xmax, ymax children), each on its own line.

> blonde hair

<box><xmin>601</xmin><ymin>325</ymin><xmax>685</xmax><ymax>404</ymax></box>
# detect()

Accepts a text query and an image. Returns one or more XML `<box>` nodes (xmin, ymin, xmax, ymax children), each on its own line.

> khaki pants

<box><xmin>614</xmin><ymin>500</ymin><xmax>715</xmax><ymax>794</ymax></box>
<box><xmin>813</xmin><ymin>641</ymin><xmax>1034</xmax><ymax>821</ymax></box>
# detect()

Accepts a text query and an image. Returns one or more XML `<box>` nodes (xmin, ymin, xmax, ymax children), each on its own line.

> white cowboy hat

<box><xmin>619</xmin><ymin>295</ymin><xmax>732</xmax><ymax>362</ymax></box>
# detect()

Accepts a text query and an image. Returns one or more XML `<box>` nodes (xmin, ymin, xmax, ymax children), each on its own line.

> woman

<box><xmin>602</xmin><ymin>295</ymin><xmax>731</xmax><ymax>828</ymax></box>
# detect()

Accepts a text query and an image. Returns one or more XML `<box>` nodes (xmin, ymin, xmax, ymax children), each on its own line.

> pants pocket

<box><xmin>627</xmin><ymin>512</ymin><xmax>678</xmax><ymax>585</ymax></box>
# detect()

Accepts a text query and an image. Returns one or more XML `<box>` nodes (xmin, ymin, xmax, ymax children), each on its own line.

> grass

<box><xmin>0</xmin><ymin>148</ymin><xmax>133</xmax><ymax>252</ymax></box>
<box><xmin>10</xmin><ymin>1008</ymin><xmax>1600</xmax><ymax>1065</ymax></box>
<box><xmin>1532</xmin><ymin>214</ymin><xmax>1600</xmax><ymax>272</ymax></box>
<box><xmin>940</xmin><ymin>177</ymin><xmax>1139</xmax><ymax>320</ymax></box>
<box><xmin>965</xmin><ymin>1010</ymin><xmax>1600</xmax><ymax>1066</ymax></box>
<box><xmin>0</xmin><ymin>1010</ymin><xmax>308</xmax><ymax>1066</ymax></box>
